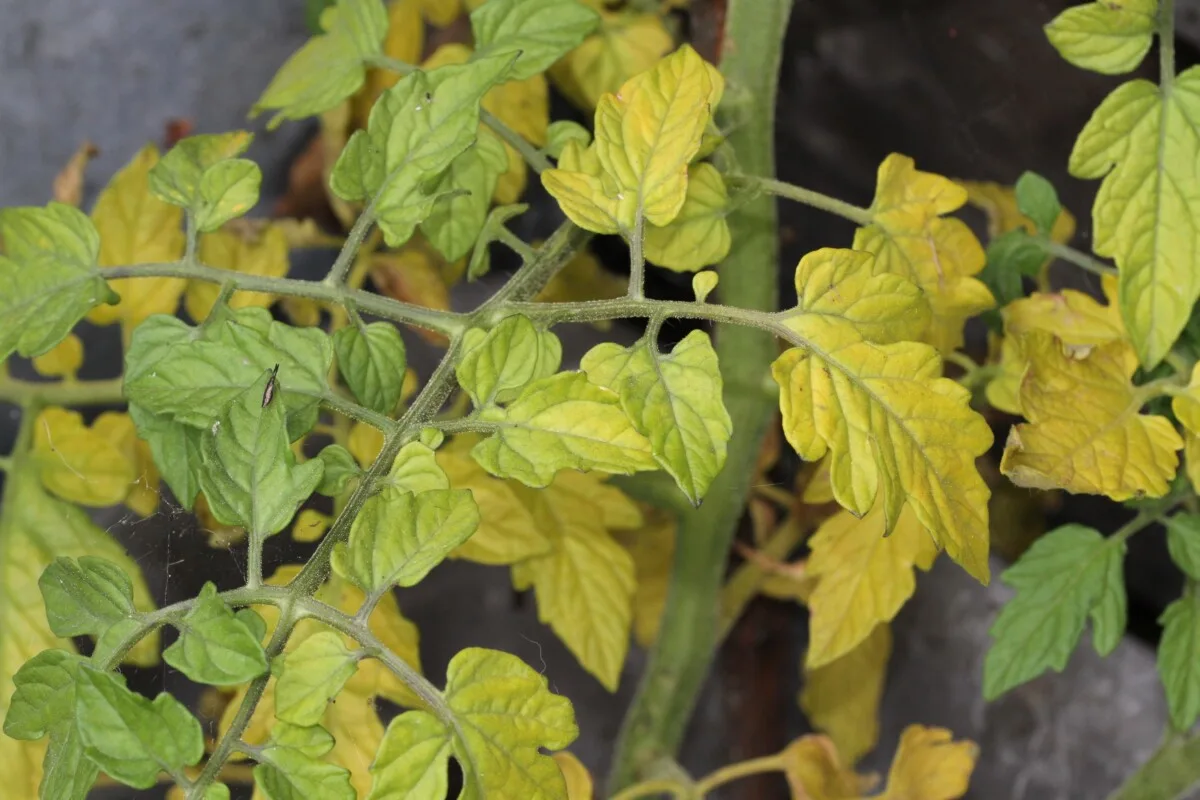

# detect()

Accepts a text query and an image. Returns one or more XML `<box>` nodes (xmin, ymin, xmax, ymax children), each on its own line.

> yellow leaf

<box><xmin>1068</xmin><ymin>68</ymin><xmax>1200</xmax><ymax>367</ymax></box>
<box><xmin>1003</xmin><ymin>275</ymin><xmax>1124</xmax><ymax>349</ymax></box>
<box><xmin>614</xmin><ymin>511</ymin><xmax>675</xmax><ymax>647</ymax></box>
<box><xmin>1186</xmin><ymin>432</ymin><xmax>1200</xmax><ymax>494</ymax></box>
<box><xmin>1000</xmin><ymin>333</ymin><xmax>1181</xmax><ymax>500</ymax></box>
<box><xmin>1172</xmin><ymin>362</ymin><xmax>1200</xmax><ymax>435</ymax></box>
<box><xmin>186</xmin><ymin>222</ymin><xmax>290</xmax><ymax>321</ymax></box>
<box><xmin>280</xmin><ymin>296</ymin><xmax>325</xmax><ymax>327</ymax></box>
<box><xmin>802</xmin><ymin>456</ymin><xmax>835</xmax><ymax>505</ymax></box>
<box><xmin>349</xmin><ymin>420</ymin><xmax>385</xmax><ymax>467</ymax></box>
<box><xmin>510</xmin><ymin>474</ymin><xmax>638</xmax><ymax>690</ymax></box>
<box><xmin>31</xmin><ymin>407</ymin><xmax>136</xmax><ymax>507</ymax></box>
<box><xmin>593</xmin><ymin>44</ymin><xmax>722</xmax><ymax>228</ymax></box>
<box><xmin>88</xmin><ymin>144</ymin><xmax>187</xmax><ymax>326</ymax></box>
<box><xmin>0</xmin><ymin>470</ymin><xmax>160</xmax><ymax>795</ymax></box>
<box><xmin>554</xmin><ymin>751</ymin><xmax>594</xmax><ymax>800</ymax></box>
<box><xmin>853</xmin><ymin>154</ymin><xmax>993</xmax><ymax>353</ymax></box>
<box><xmin>422</xmin><ymin>0</ymin><xmax>462</xmax><ymax>26</ymax></box>
<box><xmin>643</xmin><ymin>162</ymin><xmax>731</xmax><ymax>272</ymax></box>
<box><xmin>292</xmin><ymin>508</ymin><xmax>332</xmax><ymax>542</ymax></box>
<box><xmin>984</xmin><ymin>331</ymin><xmax>1026</xmax><ymax>416</ymax></box>
<box><xmin>879</xmin><ymin>725</ymin><xmax>977</xmax><ymax>800</ymax></box>
<box><xmin>780</xmin><ymin>734</ymin><xmax>868</xmax><ymax>800</ymax></box>
<box><xmin>226</xmin><ymin>566</ymin><xmax>422</xmax><ymax>795</ymax></box>
<box><xmin>90</xmin><ymin>411</ymin><xmax>161</xmax><ymax>519</ymax></box>
<box><xmin>549</xmin><ymin>2</ymin><xmax>673</xmax><ymax>112</ymax></box>
<box><xmin>436</xmin><ymin>437</ymin><xmax>553</xmax><ymax>564</ymax></box>
<box><xmin>52</xmin><ymin>140</ymin><xmax>98</xmax><ymax>207</ymax></box>
<box><xmin>31</xmin><ymin>333</ymin><xmax>83</xmax><ymax>380</ymax></box>
<box><xmin>354</xmin><ymin>0</ymin><xmax>425</xmax><ymax>130</ymax></box>
<box><xmin>806</xmin><ymin>505</ymin><xmax>936</xmax><ymax>667</ymax></box>
<box><xmin>773</xmin><ymin>314</ymin><xmax>992</xmax><ymax>581</ymax></box>
<box><xmin>801</xmin><ymin>624</ymin><xmax>891</xmax><ymax>765</ymax></box>
<box><xmin>782</xmin><ymin>248</ymin><xmax>931</xmax><ymax>345</ymax></box>
<box><xmin>960</xmin><ymin>178</ymin><xmax>1076</xmax><ymax>243</ymax></box>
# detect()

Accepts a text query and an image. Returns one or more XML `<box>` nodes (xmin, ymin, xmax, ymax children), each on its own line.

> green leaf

<box><xmin>331</xmin><ymin>54</ymin><xmax>517</xmax><ymax>246</ymax></box>
<box><xmin>75</xmin><ymin>665</ymin><xmax>204</xmax><ymax>789</ymax></box>
<box><xmin>198</xmin><ymin>369</ymin><xmax>325</xmax><ymax>537</ymax></box>
<box><xmin>1068</xmin><ymin>66</ymin><xmax>1200</xmax><ymax>367</ymax></box>
<box><xmin>316</xmin><ymin>444</ymin><xmax>362</xmax><ymax>496</ymax></box>
<box><xmin>381</xmin><ymin>442</ymin><xmax>450</xmax><ymax>494</ymax></box>
<box><xmin>583</xmin><ymin>330</ymin><xmax>731</xmax><ymax>504</ymax></box>
<box><xmin>367</xmin><ymin>711</ymin><xmax>452</xmax><ymax>800</ymax></box>
<box><xmin>335</xmin><ymin>489</ymin><xmax>480</xmax><ymax>593</ymax></box>
<box><xmin>162</xmin><ymin>583</ymin><xmax>268</xmax><ymax>685</ymax></box>
<box><xmin>445</xmin><ymin>648</ymin><xmax>578</xmax><ymax>798</ymax></box>
<box><xmin>1014</xmin><ymin>171</ymin><xmax>1063</xmax><ymax>237</ymax></box>
<box><xmin>545</xmin><ymin>120</ymin><xmax>592</xmax><ymax>160</ymax></box>
<box><xmin>470</xmin><ymin>0</ymin><xmax>601</xmax><ymax>81</ymax></box>
<box><xmin>643</xmin><ymin>163</ymin><xmax>732</xmax><ymax>272</ymax></box>
<box><xmin>126</xmin><ymin>309</ymin><xmax>333</xmax><ymax>441</ymax></box>
<box><xmin>0</xmin><ymin>203</ymin><xmax>117</xmax><ymax>359</ymax></box>
<box><xmin>275</xmin><ymin>632</ymin><xmax>361</xmax><ymax>727</ymax></box>
<box><xmin>981</xmin><ymin>230</ymin><xmax>1044</xmax><ymax>309</ymax></box>
<box><xmin>457</xmin><ymin>315</ymin><xmax>563</xmax><ymax>408</ymax></box>
<box><xmin>983</xmin><ymin>524</ymin><xmax>1127</xmax><ymax>699</ymax></box>
<box><xmin>148</xmin><ymin>132</ymin><xmax>261</xmax><ymax>232</ymax></box>
<box><xmin>1166</xmin><ymin>513</ymin><xmax>1200</xmax><ymax>580</ymax></box>
<box><xmin>1045</xmin><ymin>0</ymin><xmax>1157</xmax><ymax>76</ymax></box>
<box><xmin>203</xmin><ymin>784</ymin><xmax>232</xmax><ymax>800</ymax></box>
<box><xmin>254</xmin><ymin>722</ymin><xmax>355</xmax><ymax>800</ymax></box>
<box><xmin>421</xmin><ymin>130</ymin><xmax>509</xmax><ymax>261</ymax></box>
<box><xmin>128</xmin><ymin>405</ymin><xmax>205</xmax><ymax>509</ymax></box>
<box><xmin>237</xmin><ymin>608</ymin><xmax>268</xmax><ymax>644</ymax></box>
<box><xmin>38</xmin><ymin>724</ymin><xmax>97</xmax><ymax>800</ymax></box>
<box><xmin>1158</xmin><ymin>584</ymin><xmax>1200</xmax><ymax>730</ymax></box>
<box><xmin>471</xmin><ymin>372</ymin><xmax>656</xmax><ymax>486</ymax></box>
<box><xmin>253</xmin><ymin>0</ymin><xmax>388</xmax><ymax>129</ymax></box>
<box><xmin>38</xmin><ymin>557</ymin><xmax>135</xmax><ymax>639</ymax></box>
<box><xmin>466</xmin><ymin>203</ymin><xmax>529</xmax><ymax>280</ymax></box>
<box><xmin>334</xmin><ymin>321</ymin><xmax>408</xmax><ymax>415</ymax></box>
<box><xmin>4</xmin><ymin>649</ymin><xmax>83</xmax><ymax>741</ymax></box>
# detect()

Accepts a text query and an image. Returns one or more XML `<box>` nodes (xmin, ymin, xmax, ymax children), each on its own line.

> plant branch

<box><xmin>1042</xmin><ymin>240</ymin><xmax>1117</xmax><ymax>278</ymax></box>
<box><xmin>727</xmin><ymin>174</ymin><xmax>873</xmax><ymax>225</ymax></box>
<box><xmin>323</xmin><ymin>202</ymin><xmax>377</xmax><ymax>286</ymax></box>
<box><xmin>0</xmin><ymin>375</ymin><xmax>126</xmax><ymax>408</ymax></box>
<box><xmin>102</xmin><ymin>261</ymin><xmax>466</xmax><ymax>336</ymax></box>
<box><xmin>365</xmin><ymin>55</ymin><xmax>554</xmax><ymax>174</ymax></box>
<box><xmin>628</xmin><ymin>212</ymin><xmax>647</xmax><ymax>299</ymax></box>
<box><xmin>608</xmin><ymin>0</ymin><xmax>794</xmax><ymax>788</ymax></box>
<box><xmin>320</xmin><ymin>390</ymin><xmax>398</xmax><ymax>433</ymax></box>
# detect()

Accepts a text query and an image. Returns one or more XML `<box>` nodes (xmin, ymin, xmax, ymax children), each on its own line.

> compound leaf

<box><xmin>457</xmin><ymin>315</ymin><xmax>562</xmax><ymax>408</ymax></box>
<box><xmin>148</xmin><ymin>132</ymin><xmax>260</xmax><ymax>232</ymax></box>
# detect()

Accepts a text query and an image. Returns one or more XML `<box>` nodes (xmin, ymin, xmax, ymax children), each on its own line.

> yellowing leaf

<box><xmin>854</xmin><ymin>154</ymin><xmax>993</xmax><ymax>353</ymax></box>
<box><xmin>1004</xmin><ymin>275</ymin><xmax>1124</xmax><ymax>349</ymax></box>
<box><xmin>1069</xmin><ymin>67</ymin><xmax>1200</xmax><ymax>367</ymax></box>
<box><xmin>615</xmin><ymin>511</ymin><xmax>675</xmax><ymax>648</ymax></box>
<box><xmin>547</xmin><ymin>45</ymin><xmax>722</xmax><ymax>232</ymax></box>
<box><xmin>90</xmin><ymin>411</ymin><xmax>161</xmax><ymax>518</ymax></box>
<box><xmin>88</xmin><ymin>144</ymin><xmax>187</xmax><ymax>327</ymax></box>
<box><xmin>31</xmin><ymin>334</ymin><xmax>83</xmax><ymax>380</ymax></box>
<box><xmin>801</xmin><ymin>624</ymin><xmax>891</xmax><ymax>765</ymax></box>
<box><xmin>52</xmin><ymin>140</ymin><xmax>98</xmax><ymax>207</ymax></box>
<box><xmin>293</xmin><ymin>508</ymin><xmax>332</xmax><ymax>542</ymax></box>
<box><xmin>510</xmin><ymin>474</ymin><xmax>638</xmax><ymax>690</ymax></box>
<box><xmin>349</xmin><ymin>420</ymin><xmax>385</xmax><ymax>467</ymax></box>
<box><xmin>32</xmin><ymin>407</ymin><xmax>136</xmax><ymax>507</ymax></box>
<box><xmin>782</xmin><ymin>248</ymin><xmax>931</xmax><ymax>345</ymax></box>
<box><xmin>472</xmin><ymin>371</ymin><xmax>657</xmax><ymax>487</ymax></box>
<box><xmin>879</xmin><ymin>725</ymin><xmax>977</xmax><ymax>800</ymax></box>
<box><xmin>1174</xmin><ymin>363</ymin><xmax>1200</xmax><ymax>435</ymax></box>
<box><xmin>355</xmin><ymin>0</ymin><xmax>425</xmax><ymax>130</ymax></box>
<box><xmin>422</xmin><ymin>0</ymin><xmax>462</xmax><ymax>27</ymax></box>
<box><xmin>186</xmin><ymin>222</ymin><xmax>290</xmax><ymax>321</ymax></box>
<box><xmin>436</xmin><ymin>438</ymin><xmax>553</xmax><ymax>564</ymax></box>
<box><xmin>773</xmin><ymin>315</ymin><xmax>992</xmax><ymax>581</ymax></box>
<box><xmin>0</xmin><ymin>470</ymin><xmax>159</xmax><ymax>797</ymax></box>
<box><xmin>1045</xmin><ymin>0</ymin><xmax>1157</xmax><ymax>75</ymax></box>
<box><xmin>1000</xmin><ymin>333</ymin><xmax>1181</xmax><ymax>500</ymax></box>
<box><xmin>555</xmin><ymin>751</ymin><xmax>594</xmax><ymax>799</ymax></box>
<box><xmin>643</xmin><ymin>162</ymin><xmax>731</xmax><ymax>271</ymax></box>
<box><xmin>806</xmin><ymin>505</ymin><xmax>936</xmax><ymax>667</ymax></box>
<box><xmin>780</xmin><ymin>735</ymin><xmax>867</xmax><ymax>800</ymax></box>
<box><xmin>548</xmin><ymin>2</ymin><xmax>673</xmax><ymax>112</ymax></box>
<box><xmin>960</xmin><ymin>178</ymin><xmax>1077</xmax><ymax>243</ymax></box>
<box><xmin>985</xmin><ymin>332</ymin><xmax>1027</xmax><ymax>416</ymax></box>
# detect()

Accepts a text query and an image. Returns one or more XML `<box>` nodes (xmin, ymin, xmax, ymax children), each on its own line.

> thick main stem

<box><xmin>608</xmin><ymin>0</ymin><xmax>793</xmax><ymax>788</ymax></box>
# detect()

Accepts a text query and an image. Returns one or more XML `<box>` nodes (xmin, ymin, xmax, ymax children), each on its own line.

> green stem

<box><xmin>0</xmin><ymin>375</ymin><xmax>126</xmax><ymax>408</ymax></box>
<box><xmin>103</xmin><ymin>261</ymin><xmax>466</xmax><ymax>336</ymax></box>
<box><xmin>608</xmin><ymin>0</ymin><xmax>793</xmax><ymax>789</ymax></box>
<box><xmin>628</xmin><ymin>212</ymin><xmax>646</xmax><ymax>300</ymax></box>
<box><xmin>728</xmin><ymin>174</ymin><xmax>873</xmax><ymax>225</ymax></box>
<box><xmin>320</xmin><ymin>390</ymin><xmax>398</xmax><ymax>433</ymax></box>
<box><xmin>323</xmin><ymin>204</ymin><xmax>377</xmax><ymax>286</ymax></box>
<box><xmin>1042</xmin><ymin>240</ymin><xmax>1117</xmax><ymax>278</ymax></box>
<box><xmin>365</xmin><ymin>55</ymin><xmax>553</xmax><ymax>174</ymax></box>
<box><xmin>1161</xmin><ymin>0</ymin><xmax>1176</xmax><ymax>90</ymax></box>
<box><xmin>505</xmin><ymin>297</ymin><xmax>778</xmax><ymax>329</ymax></box>
<box><xmin>480</xmin><ymin>222</ymin><xmax>591</xmax><ymax>308</ymax></box>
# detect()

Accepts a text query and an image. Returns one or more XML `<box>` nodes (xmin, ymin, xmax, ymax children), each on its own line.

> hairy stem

<box><xmin>1043</xmin><ymin>240</ymin><xmax>1117</xmax><ymax>278</ymax></box>
<box><xmin>608</xmin><ymin>0</ymin><xmax>793</xmax><ymax>788</ymax></box>
<box><xmin>729</xmin><ymin>174</ymin><xmax>872</xmax><ymax>225</ymax></box>
<box><xmin>323</xmin><ymin>203</ymin><xmax>377</xmax><ymax>286</ymax></box>
<box><xmin>628</xmin><ymin>212</ymin><xmax>646</xmax><ymax>300</ymax></box>
<box><xmin>0</xmin><ymin>375</ymin><xmax>126</xmax><ymax>408</ymax></box>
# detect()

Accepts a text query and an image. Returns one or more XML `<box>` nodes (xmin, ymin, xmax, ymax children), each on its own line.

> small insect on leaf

<box><xmin>262</xmin><ymin>364</ymin><xmax>281</xmax><ymax>408</ymax></box>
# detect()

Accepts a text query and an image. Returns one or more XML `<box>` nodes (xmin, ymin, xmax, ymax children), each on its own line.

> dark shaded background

<box><xmin>2</xmin><ymin>1</ymin><xmax>1197</xmax><ymax>797</ymax></box>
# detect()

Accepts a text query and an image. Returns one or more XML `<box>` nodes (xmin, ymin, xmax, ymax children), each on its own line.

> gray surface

<box><xmin>0</xmin><ymin>1</ymin><xmax>1188</xmax><ymax>799</ymax></box>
